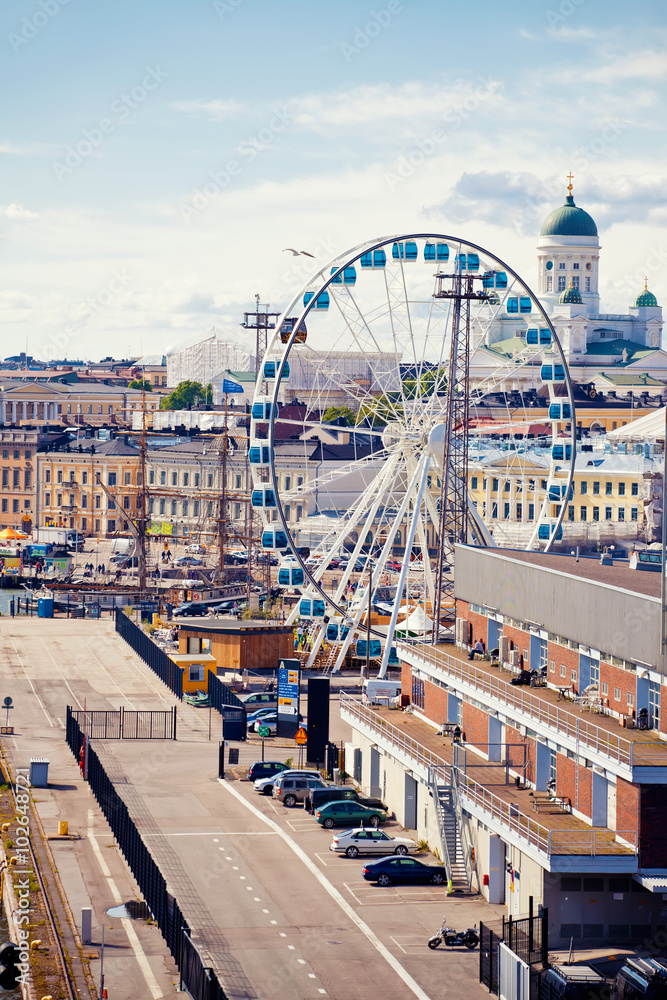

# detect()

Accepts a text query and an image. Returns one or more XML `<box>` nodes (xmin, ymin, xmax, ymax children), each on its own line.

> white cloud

<box><xmin>0</xmin><ymin>141</ymin><xmax>56</xmax><ymax>156</ymax></box>
<box><xmin>172</xmin><ymin>99</ymin><xmax>245</xmax><ymax>119</ymax></box>
<box><xmin>585</xmin><ymin>50</ymin><xmax>667</xmax><ymax>84</ymax></box>
<box><xmin>0</xmin><ymin>203</ymin><xmax>39</xmax><ymax>221</ymax></box>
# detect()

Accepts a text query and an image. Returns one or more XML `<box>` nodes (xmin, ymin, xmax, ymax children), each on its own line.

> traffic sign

<box><xmin>294</xmin><ymin>727</ymin><xmax>307</xmax><ymax>745</ymax></box>
<box><xmin>3</xmin><ymin>697</ymin><xmax>12</xmax><ymax>707</ymax></box>
<box><xmin>258</xmin><ymin>725</ymin><xmax>271</xmax><ymax>738</ymax></box>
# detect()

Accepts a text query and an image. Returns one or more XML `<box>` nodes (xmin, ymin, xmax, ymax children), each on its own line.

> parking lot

<box><xmin>0</xmin><ymin>617</ymin><xmax>505</xmax><ymax>1000</ymax></box>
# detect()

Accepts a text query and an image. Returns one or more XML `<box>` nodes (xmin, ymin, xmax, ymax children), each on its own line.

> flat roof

<box><xmin>177</xmin><ymin>618</ymin><xmax>293</xmax><ymax>632</ymax></box>
<box><xmin>474</xmin><ymin>547</ymin><xmax>661</xmax><ymax>600</ymax></box>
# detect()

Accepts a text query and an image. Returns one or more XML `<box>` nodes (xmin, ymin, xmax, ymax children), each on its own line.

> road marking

<box><xmin>8</xmin><ymin>636</ymin><xmax>54</xmax><ymax>726</ymax></box>
<box><xmin>142</xmin><ymin>830</ymin><xmax>278</xmax><ymax>837</ymax></box>
<box><xmin>297</xmin><ymin>959</ymin><xmax>306</xmax><ymax>964</ymax></box>
<box><xmin>288</xmin><ymin>945</ymin><xmax>295</xmax><ymax>950</ymax></box>
<box><xmin>40</xmin><ymin>639</ymin><xmax>85</xmax><ymax>709</ymax></box>
<box><xmin>254</xmin><ymin>897</ymin><xmax>260</xmax><ymax>901</ymax></box>
<box><xmin>263</xmin><ymin>908</ymin><xmax>269</xmax><ymax>912</ymax></box>
<box><xmin>219</xmin><ymin>780</ymin><xmax>434</xmax><ymax>1000</ymax></box>
<box><xmin>87</xmin><ymin>811</ymin><xmax>164</xmax><ymax>1000</ymax></box>
<box><xmin>309</xmin><ymin>974</ymin><xmax>316</xmax><ymax>978</ymax></box>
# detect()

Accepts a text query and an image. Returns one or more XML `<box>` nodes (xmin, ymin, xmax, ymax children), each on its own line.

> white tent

<box><xmin>606</xmin><ymin>408</ymin><xmax>667</xmax><ymax>443</ymax></box>
<box><xmin>395</xmin><ymin>602</ymin><xmax>433</xmax><ymax>636</ymax></box>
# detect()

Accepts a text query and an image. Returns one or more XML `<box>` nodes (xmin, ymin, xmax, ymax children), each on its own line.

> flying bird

<box><xmin>283</xmin><ymin>248</ymin><xmax>315</xmax><ymax>257</ymax></box>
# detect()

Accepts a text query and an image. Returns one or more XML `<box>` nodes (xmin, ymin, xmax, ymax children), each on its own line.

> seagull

<box><xmin>283</xmin><ymin>248</ymin><xmax>315</xmax><ymax>257</ymax></box>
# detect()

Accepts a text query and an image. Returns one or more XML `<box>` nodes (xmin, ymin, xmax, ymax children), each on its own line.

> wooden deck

<box><xmin>350</xmin><ymin>698</ymin><xmax>637</xmax><ymax>858</ymax></box>
<box><xmin>404</xmin><ymin>641</ymin><xmax>667</xmax><ymax>768</ymax></box>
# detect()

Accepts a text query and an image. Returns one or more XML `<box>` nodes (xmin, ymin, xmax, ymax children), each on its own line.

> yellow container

<box><xmin>58</xmin><ymin>821</ymin><xmax>68</xmax><ymax>836</ymax></box>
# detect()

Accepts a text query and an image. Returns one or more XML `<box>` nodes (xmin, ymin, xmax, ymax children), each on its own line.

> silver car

<box><xmin>253</xmin><ymin>769</ymin><xmax>321</xmax><ymax>796</ymax></box>
<box><xmin>329</xmin><ymin>828</ymin><xmax>419</xmax><ymax>858</ymax></box>
<box><xmin>272</xmin><ymin>774</ymin><xmax>328</xmax><ymax>807</ymax></box>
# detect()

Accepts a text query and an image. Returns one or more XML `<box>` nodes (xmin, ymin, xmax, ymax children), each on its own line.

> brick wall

<box><xmin>600</xmin><ymin>661</ymin><xmax>637</xmax><ymax>719</ymax></box>
<box><xmin>502</xmin><ymin>624</ymin><xmax>529</xmax><ymax>666</ymax></box>
<box><xmin>423</xmin><ymin>679</ymin><xmax>448</xmax><ymax>725</ymax></box>
<box><xmin>617</xmin><ymin>776</ymin><xmax>640</xmax><ymax>845</ymax></box>
<box><xmin>400</xmin><ymin>660</ymin><xmax>412</xmax><ymax>701</ymax></box>
<box><xmin>552</xmin><ymin>753</ymin><xmax>592</xmax><ymax>818</ymax></box>
<box><xmin>548</xmin><ymin>642</ymin><xmax>579</xmax><ymax>692</ymax></box>
<box><xmin>462</xmin><ymin>700</ymin><xmax>489</xmax><ymax>753</ymax></box>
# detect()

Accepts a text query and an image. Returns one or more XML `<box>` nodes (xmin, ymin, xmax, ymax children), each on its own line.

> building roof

<box><xmin>540</xmin><ymin>194</ymin><xmax>598</xmax><ymax>238</ymax></box>
<box><xmin>559</xmin><ymin>282</ymin><xmax>582</xmax><ymax>304</ymax></box>
<box><xmin>596</xmin><ymin>371</ymin><xmax>663</xmax><ymax>387</ymax></box>
<box><xmin>635</xmin><ymin>287</ymin><xmax>659</xmax><ymax>308</ymax></box>
<box><xmin>606</xmin><ymin>406</ymin><xmax>667</xmax><ymax>442</ymax></box>
<box><xmin>468</xmin><ymin>547</ymin><xmax>661</xmax><ymax>600</ymax></box>
<box><xmin>585</xmin><ymin>339</ymin><xmax>656</xmax><ymax>364</ymax></box>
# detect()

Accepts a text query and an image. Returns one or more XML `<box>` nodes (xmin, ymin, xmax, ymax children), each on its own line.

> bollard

<box><xmin>58</xmin><ymin>821</ymin><xmax>68</xmax><ymax>836</ymax></box>
<box><xmin>81</xmin><ymin>907</ymin><xmax>92</xmax><ymax>945</ymax></box>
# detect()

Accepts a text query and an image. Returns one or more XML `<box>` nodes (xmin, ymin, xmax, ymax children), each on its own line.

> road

<box><xmin>0</xmin><ymin>617</ymin><xmax>504</xmax><ymax>999</ymax></box>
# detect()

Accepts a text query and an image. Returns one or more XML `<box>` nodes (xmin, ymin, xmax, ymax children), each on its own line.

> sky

<box><xmin>1</xmin><ymin>0</ymin><xmax>666</xmax><ymax>363</ymax></box>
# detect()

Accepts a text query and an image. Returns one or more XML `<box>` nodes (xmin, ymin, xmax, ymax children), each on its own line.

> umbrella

<box><xmin>0</xmin><ymin>527</ymin><xmax>28</xmax><ymax>539</ymax></box>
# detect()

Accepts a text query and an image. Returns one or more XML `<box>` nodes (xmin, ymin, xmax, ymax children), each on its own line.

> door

<box><xmin>369</xmin><ymin>746</ymin><xmax>381</xmax><ymax>798</ymax></box>
<box><xmin>488</xmin><ymin>715</ymin><xmax>502</xmax><ymax>762</ymax></box>
<box><xmin>487</xmin><ymin>618</ymin><xmax>501</xmax><ymax>652</ymax></box>
<box><xmin>404</xmin><ymin>773</ymin><xmax>418</xmax><ymax>830</ymax></box>
<box><xmin>607</xmin><ymin>781</ymin><xmax>617</xmax><ymax>830</ymax></box>
<box><xmin>579</xmin><ymin>654</ymin><xmax>591</xmax><ymax>692</ymax></box>
<box><xmin>591</xmin><ymin>771</ymin><xmax>608</xmax><ymax>827</ymax></box>
<box><xmin>535</xmin><ymin>742</ymin><xmax>551</xmax><ymax>791</ymax></box>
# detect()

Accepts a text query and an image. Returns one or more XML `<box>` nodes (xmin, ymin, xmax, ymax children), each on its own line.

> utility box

<box><xmin>37</xmin><ymin>597</ymin><xmax>54</xmax><ymax>619</ymax></box>
<box><xmin>29</xmin><ymin>758</ymin><xmax>50</xmax><ymax>787</ymax></box>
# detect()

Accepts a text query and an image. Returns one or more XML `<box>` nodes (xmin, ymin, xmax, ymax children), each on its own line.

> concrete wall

<box><xmin>455</xmin><ymin>544</ymin><xmax>664</xmax><ymax>671</ymax></box>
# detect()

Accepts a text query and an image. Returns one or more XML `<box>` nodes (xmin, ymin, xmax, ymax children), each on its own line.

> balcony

<box><xmin>399</xmin><ymin>641</ymin><xmax>667</xmax><ymax>777</ymax></box>
<box><xmin>340</xmin><ymin>692</ymin><xmax>638</xmax><ymax>872</ymax></box>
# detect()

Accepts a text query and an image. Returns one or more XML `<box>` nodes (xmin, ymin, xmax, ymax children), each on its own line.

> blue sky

<box><xmin>0</xmin><ymin>0</ymin><xmax>666</xmax><ymax>360</ymax></box>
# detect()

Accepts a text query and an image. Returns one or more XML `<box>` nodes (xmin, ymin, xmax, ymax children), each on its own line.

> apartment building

<box><xmin>0</xmin><ymin>428</ymin><xmax>65</xmax><ymax>531</ymax></box>
<box><xmin>341</xmin><ymin>544</ymin><xmax>667</xmax><ymax>948</ymax></box>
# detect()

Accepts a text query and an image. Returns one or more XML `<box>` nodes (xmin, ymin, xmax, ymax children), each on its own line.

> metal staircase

<box><xmin>429</xmin><ymin>766</ymin><xmax>476</xmax><ymax>892</ymax></box>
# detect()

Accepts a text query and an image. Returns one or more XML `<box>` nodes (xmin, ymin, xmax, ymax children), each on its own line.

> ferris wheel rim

<box><xmin>252</xmin><ymin>231</ymin><xmax>577</xmax><ymax>641</ymax></box>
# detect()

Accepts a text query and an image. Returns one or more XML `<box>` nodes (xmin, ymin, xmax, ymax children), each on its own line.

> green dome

<box><xmin>559</xmin><ymin>282</ymin><xmax>582</xmax><ymax>304</ymax></box>
<box><xmin>635</xmin><ymin>287</ymin><xmax>658</xmax><ymax>307</ymax></box>
<box><xmin>540</xmin><ymin>195</ymin><xmax>598</xmax><ymax>238</ymax></box>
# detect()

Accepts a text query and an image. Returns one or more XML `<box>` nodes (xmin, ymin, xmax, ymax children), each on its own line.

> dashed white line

<box><xmin>218</xmin><ymin>779</ymin><xmax>434</xmax><ymax>1000</ymax></box>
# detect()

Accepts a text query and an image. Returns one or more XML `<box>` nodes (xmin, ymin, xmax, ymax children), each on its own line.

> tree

<box><xmin>160</xmin><ymin>380</ymin><xmax>209</xmax><ymax>410</ymax></box>
<box><xmin>128</xmin><ymin>378</ymin><xmax>153</xmax><ymax>392</ymax></box>
<box><xmin>402</xmin><ymin>368</ymin><xmax>447</xmax><ymax>400</ymax></box>
<box><xmin>322</xmin><ymin>405</ymin><xmax>356</xmax><ymax>426</ymax></box>
<box><xmin>357</xmin><ymin>394</ymin><xmax>403</xmax><ymax>427</ymax></box>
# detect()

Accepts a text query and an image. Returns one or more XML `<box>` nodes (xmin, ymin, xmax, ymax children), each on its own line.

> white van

<box><xmin>363</xmin><ymin>679</ymin><xmax>402</xmax><ymax>706</ymax></box>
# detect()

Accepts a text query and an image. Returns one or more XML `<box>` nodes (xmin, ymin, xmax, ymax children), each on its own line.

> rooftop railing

<box><xmin>341</xmin><ymin>692</ymin><xmax>638</xmax><ymax>860</ymax></box>
<box><xmin>399</xmin><ymin>641</ymin><xmax>658</xmax><ymax>769</ymax></box>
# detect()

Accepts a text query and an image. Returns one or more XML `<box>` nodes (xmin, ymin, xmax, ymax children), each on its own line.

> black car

<box><xmin>541</xmin><ymin>964</ymin><xmax>608</xmax><ymax>1000</ymax></box>
<box><xmin>173</xmin><ymin>602</ymin><xmax>208</xmax><ymax>617</ymax></box>
<box><xmin>362</xmin><ymin>856</ymin><xmax>446</xmax><ymax>886</ymax></box>
<box><xmin>247</xmin><ymin>760</ymin><xmax>291</xmax><ymax>782</ymax></box>
<box><xmin>306</xmin><ymin>786</ymin><xmax>387</xmax><ymax>814</ymax></box>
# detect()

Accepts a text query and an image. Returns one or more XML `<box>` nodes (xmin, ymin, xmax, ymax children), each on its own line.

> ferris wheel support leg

<box><xmin>305</xmin><ymin>623</ymin><xmax>327</xmax><ymax>670</ymax></box>
<box><xmin>285</xmin><ymin>602</ymin><xmax>301</xmax><ymax>627</ymax></box>
<box><xmin>379</xmin><ymin>452</ymin><xmax>431</xmax><ymax>679</ymax></box>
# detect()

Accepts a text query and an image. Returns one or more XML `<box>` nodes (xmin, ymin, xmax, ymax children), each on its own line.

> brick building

<box><xmin>341</xmin><ymin>544</ymin><xmax>667</xmax><ymax>948</ymax></box>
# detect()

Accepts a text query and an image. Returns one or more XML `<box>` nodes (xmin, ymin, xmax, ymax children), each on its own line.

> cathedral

<box><xmin>472</xmin><ymin>177</ymin><xmax>666</xmax><ymax>395</ymax></box>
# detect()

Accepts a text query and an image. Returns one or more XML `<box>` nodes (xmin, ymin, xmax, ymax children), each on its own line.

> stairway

<box><xmin>433</xmin><ymin>781</ymin><xmax>471</xmax><ymax>891</ymax></box>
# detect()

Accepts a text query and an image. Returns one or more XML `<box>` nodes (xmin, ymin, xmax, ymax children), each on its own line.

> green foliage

<box><xmin>322</xmin><ymin>405</ymin><xmax>356</xmax><ymax>427</ymax></box>
<box><xmin>402</xmin><ymin>368</ymin><xmax>447</xmax><ymax>400</ymax></box>
<box><xmin>128</xmin><ymin>378</ymin><xmax>153</xmax><ymax>392</ymax></box>
<box><xmin>357</xmin><ymin>395</ymin><xmax>402</xmax><ymax>428</ymax></box>
<box><xmin>160</xmin><ymin>380</ymin><xmax>213</xmax><ymax>410</ymax></box>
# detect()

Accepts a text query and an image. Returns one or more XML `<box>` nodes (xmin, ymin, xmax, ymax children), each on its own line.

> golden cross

<box><xmin>566</xmin><ymin>172</ymin><xmax>574</xmax><ymax>195</ymax></box>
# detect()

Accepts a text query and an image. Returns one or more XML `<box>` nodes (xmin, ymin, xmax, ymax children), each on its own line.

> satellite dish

<box><xmin>3</xmin><ymin>697</ymin><xmax>12</xmax><ymax>707</ymax></box>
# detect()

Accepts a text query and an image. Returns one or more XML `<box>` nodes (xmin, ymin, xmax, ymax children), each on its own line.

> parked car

<box><xmin>314</xmin><ymin>801</ymin><xmax>387</xmax><ymax>829</ymax></box>
<box><xmin>254</xmin><ymin>768</ymin><xmax>322</xmax><ymax>795</ymax></box>
<box><xmin>246</xmin><ymin>708</ymin><xmax>279</xmax><ymax>726</ymax></box>
<box><xmin>239</xmin><ymin>692</ymin><xmax>277</xmax><ymax>708</ymax></box>
<box><xmin>247</xmin><ymin>760</ymin><xmax>291</xmax><ymax>782</ymax></box>
<box><xmin>175</xmin><ymin>556</ymin><xmax>204</xmax><ymax>567</ymax></box>
<box><xmin>306</xmin><ymin>786</ymin><xmax>387</xmax><ymax>814</ymax></box>
<box><xmin>209</xmin><ymin>599</ymin><xmax>245</xmax><ymax>614</ymax></box>
<box><xmin>249</xmin><ymin>712</ymin><xmax>305</xmax><ymax>735</ymax></box>
<box><xmin>329</xmin><ymin>828</ymin><xmax>418</xmax><ymax>858</ymax></box>
<box><xmin>361</xmin><ymin>856</ymin><xmax>446</xmax><ymax>886</ymax></box>
<box><xmin>273</xmin><ymin>774</ymin><xmax>328</xmax><ymax>807</ymax></box>
<box><xmin>186</xmin><ymin>544</ymin><xmax>206</xmax><ymax>554</ymax></box>
<box><xmin>172</xmin><ymin>602</ymin><xmax>208</xmax><ymax>617</ymax></box>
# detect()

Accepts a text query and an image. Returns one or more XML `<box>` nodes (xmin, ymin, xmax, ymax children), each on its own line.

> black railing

<box><xmin>115</xmin><ymin>609</ymin><xmax>183</xmax><ymax>699</ymax></box>
<box><xmin>207</xmin><ymin>671</ymin><xmax>245</xmax><ymax>711</ymax></box>
<box><xmin>68</xmin><ymin>706</ymin><xmax>177</xmax><ymax>740</ymax></box>
<box><xmin>480</xmin><ymin>905</ymin><xmax>548</xmax><ymax>997</ymax></box>
<box><xmin>65</xmin><ymin>712</ymin><xmax>228</xmax><ymax>999</ymax></box>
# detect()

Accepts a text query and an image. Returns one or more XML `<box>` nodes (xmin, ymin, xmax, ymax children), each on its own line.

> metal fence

<box><xmin>65</xmin><ymin>713</ymin><xmax>228</xmax><ymax>999</ymax></box>
<box><xmin>207</xmin><ymin>671</ymin><xmax>245</xmax><ymax>712</ymax></box>
<box><xmin>480</xmin><ymin>910</ymin><xmax>547</xmax><ymax>999</ymax></box>
<box><xmin>115</xmin><ymin>609</ymin><xmax>183</xmax><ymax>699</ymax></box>
<box><xmin>68</xmin><ymin>706</ymin><xmax>177</xmax><ymax>740</ymax></box>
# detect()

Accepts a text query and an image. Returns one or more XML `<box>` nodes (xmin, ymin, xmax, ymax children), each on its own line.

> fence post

<box><xmin>541</xmin><ymin>907</ymin><xmax>548</xmax><ymax>969</ymax></box>
<box><xmin>479</xmin><ymin>922</ymin><xmax>484</xmax><ymax>983</ymax></box>
<box><xmin>172</xmin><ymin>705</ymin><xmax>177</xmax><ymax>741</ymax></box>
<box><xmin>218</xmin><ymin>742</ymin><xmax>225</xmax><ymax>779</ymax></box>
<box><xmin>508</xmin><ymin>914</ymin><xmax>513</xmax><ymax>953</ymax></box>
<box><xmin>529</xmin><ymin>895</ymin><xmax>534</xmax><ymax>954</ymax></box>
<box><xmin>489</xmin><ymin>929</ymin><xmax>494</xmax><ymax>992</ymax></box>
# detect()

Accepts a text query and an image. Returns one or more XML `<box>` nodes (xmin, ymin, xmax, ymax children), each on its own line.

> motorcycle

<box><xmin>428</xmin><ymin>915</ymin><xmax>479</xmax><ymax>950</ymax></box>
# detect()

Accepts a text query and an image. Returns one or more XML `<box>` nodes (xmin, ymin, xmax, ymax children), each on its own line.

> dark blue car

<box><xmin>361</xmin><ymin>856</ymin><xmax>446</xmax><ymax>886</ymax></box>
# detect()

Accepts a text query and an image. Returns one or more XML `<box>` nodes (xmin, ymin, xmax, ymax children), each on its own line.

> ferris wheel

<box><xmin>249</xmin><ymin>233</ymin><xmax>576</xmax><ymax>674</ymax></box>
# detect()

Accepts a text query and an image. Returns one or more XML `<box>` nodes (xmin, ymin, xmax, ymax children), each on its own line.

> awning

<box><xmin>606</xmin><ymin>407</ymin><xmax>667</xmax><ymax>443</ymax></box>
<box><xmin>633</xmin><ymin>873</ymin><xmax>667</xmax><ymax>892</ymax></box>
